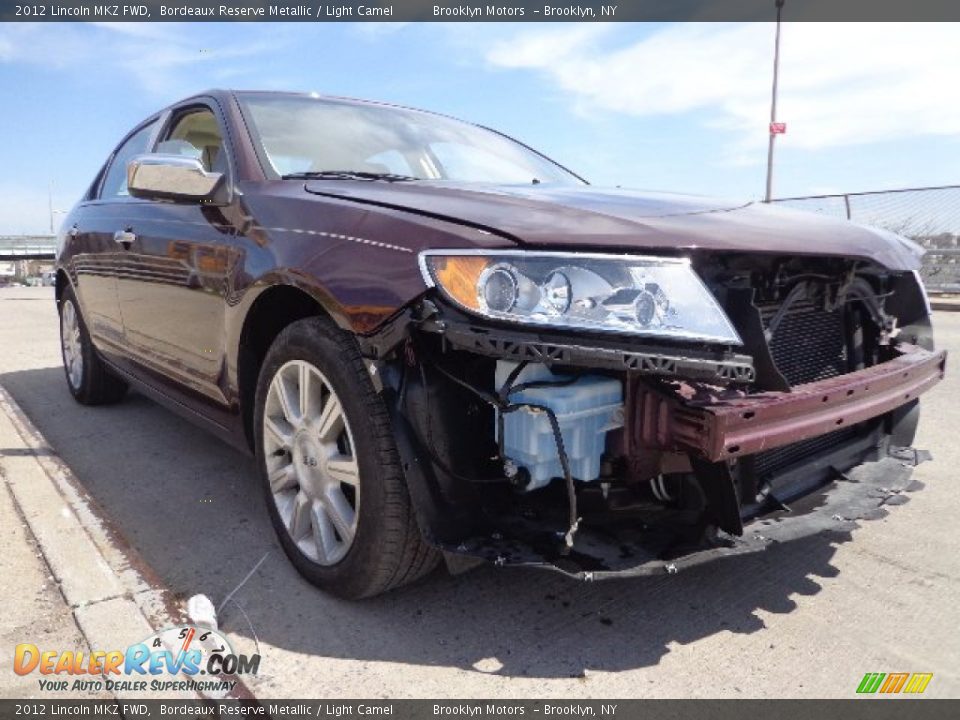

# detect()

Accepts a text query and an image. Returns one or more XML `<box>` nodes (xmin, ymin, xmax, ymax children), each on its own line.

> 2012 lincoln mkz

<box><xmin>55</xmin><ymin>90</ymin><xmax>946</xmax><ymax>598</ymax></box>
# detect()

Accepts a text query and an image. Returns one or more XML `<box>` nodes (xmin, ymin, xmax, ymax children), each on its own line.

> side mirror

<box><xmin>127</xmin><ymin>154</ymin><xmax>225</xmax><ymax>204</ymax></box>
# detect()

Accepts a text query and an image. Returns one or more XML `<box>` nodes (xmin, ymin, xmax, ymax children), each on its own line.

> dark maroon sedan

<box><xmin>56</xmin><ymin>90</ymin><xmax>945</xmax><ymax>597</ymax></box>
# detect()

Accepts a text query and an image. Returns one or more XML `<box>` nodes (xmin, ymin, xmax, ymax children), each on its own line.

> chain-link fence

<box><xmin>772</xmin><ymin>185</ymin><xmax>960</xmax><ymax>293</ymax></box>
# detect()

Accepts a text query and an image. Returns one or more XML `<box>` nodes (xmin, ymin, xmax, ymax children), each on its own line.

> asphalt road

<box><xmin>1</xmin><ymin>286</ymin><xmax>958</xmax><ymax>698</ymax></box>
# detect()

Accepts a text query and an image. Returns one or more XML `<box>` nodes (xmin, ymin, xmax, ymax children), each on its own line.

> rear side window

<box><xmin>100</xmin><ymin>121</ymin><xmax>157</xmax><ymax>199</ymax></box>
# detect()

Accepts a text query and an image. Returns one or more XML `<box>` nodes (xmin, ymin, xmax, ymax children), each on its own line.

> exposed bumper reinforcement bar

<box><xmin>659</xmin><ymin>344</ymin><xmax>946</xmax><ymax>462</ymax></box>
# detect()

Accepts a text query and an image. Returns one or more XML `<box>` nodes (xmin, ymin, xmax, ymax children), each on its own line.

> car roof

<box><xmin>176</xmin><ymin>88</ymin><xmax>452</xmax><ymax>120</ymax></box>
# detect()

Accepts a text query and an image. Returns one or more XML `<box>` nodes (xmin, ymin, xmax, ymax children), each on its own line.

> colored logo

<box><xmin>13</xmin><ymin>625</ymin><xmax>260</xmax><ymax>696</ymax></box>
<box><xmin>857</xmin><ymin>672</ymin><xmax>933</xmax><ymax>694</ymax></box>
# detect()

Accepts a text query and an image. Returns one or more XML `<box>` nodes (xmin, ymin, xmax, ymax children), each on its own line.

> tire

<box><xmin>254</xmin><ymin>315</ymin><xmax>439</xmax><ymax>598</ymax></box>
<box><xmin>59</xmin><ymin>286</ymin><xmax>128</xmax><ymax>405</ymax></box>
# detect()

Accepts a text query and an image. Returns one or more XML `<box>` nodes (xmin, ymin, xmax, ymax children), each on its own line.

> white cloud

<box><xmin>0</xmin><ymin>22</ymin><xmax>276</xmax><ymax>99</ymax></box>
<box><xmin>485</xmin><ymin>23</ymin><xmax>960</xmax><ymax>160</ymax></box>
<box><xmin>89</xmin><ymin>21</ymin><xmax>176</xmax><ymax>39</ymax></box>
<box><xmin>351</xmin><ymin>22</ymin><xmax>411</xmax><ymax>39</ymax></box>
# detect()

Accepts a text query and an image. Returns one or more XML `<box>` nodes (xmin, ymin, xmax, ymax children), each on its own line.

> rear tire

<box><xmin>59</xmin><ymin>286</ymin><xmax>128</xmax><ymax>405</ymax></box>
<box><xmin>254</xmin><ymin>315</ymin><xmax>438</xmax><ymax>598</ymax></box>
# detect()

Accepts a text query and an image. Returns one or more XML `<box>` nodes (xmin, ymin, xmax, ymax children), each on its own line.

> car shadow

<box><xmin>3</xmin><ymin>365</ymin><xmax>855</xmax><ymax>679</ymax></box>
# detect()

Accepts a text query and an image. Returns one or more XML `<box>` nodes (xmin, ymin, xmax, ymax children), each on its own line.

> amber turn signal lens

<box><xmin>430</xmin><ymin>256</ymin><xmax>489</xmax><ymax>310</ymax></box>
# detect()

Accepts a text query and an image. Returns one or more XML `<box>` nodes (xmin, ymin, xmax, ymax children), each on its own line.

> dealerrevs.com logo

<box><xmin>13</xmin><ymin>625</ymin><xmax>260</xmax><ymax>695</ymax></box>
<box><xmin>856</xmin><ymin>672</ymin><xmax>933</xmax><ymax>695</ymax></box>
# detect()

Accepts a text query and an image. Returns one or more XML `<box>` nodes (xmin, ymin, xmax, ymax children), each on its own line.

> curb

<box><xmin>930</xmin><ymin>299</ymin><xmax>960</xmax><ymax>312</ymax></box>
<box><xmin>0</xmin><ymin>384</ymin><xmax>257</xmax><ymax>703</ymax></box>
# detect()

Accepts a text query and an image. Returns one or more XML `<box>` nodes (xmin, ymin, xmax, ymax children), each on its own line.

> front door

<box><xmin>114</xmin><ymin>104</ymin><xmax>239</xmax><ymax>407</ymax></box>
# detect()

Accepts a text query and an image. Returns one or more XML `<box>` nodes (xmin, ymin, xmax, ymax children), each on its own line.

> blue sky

<box><xmin>1</xmin><ymin>21</ymin><xmax>958</xmax><ymax>234</ymax></box>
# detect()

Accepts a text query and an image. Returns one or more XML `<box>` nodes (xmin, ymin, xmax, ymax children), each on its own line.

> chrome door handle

<box><xmin>114</xmin><ymin>230</ymin><xmax>136</xmax><ymax>246</ymax></box>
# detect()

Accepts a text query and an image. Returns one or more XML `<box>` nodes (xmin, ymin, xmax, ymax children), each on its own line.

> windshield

<box><xmin>238</xmin><ymin>94</ymin><xmax>585</xmax><ymax>186</ymax></box>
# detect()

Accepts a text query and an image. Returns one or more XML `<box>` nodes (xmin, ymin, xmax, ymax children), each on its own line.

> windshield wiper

<box><xmin>282</xmin><ymin>170</ymin><xmax>419</xmax><ymax>182</ymax></box>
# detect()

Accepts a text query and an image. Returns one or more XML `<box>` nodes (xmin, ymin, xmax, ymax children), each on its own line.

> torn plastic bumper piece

<box><xmin>648</xmin><ymin>343</ymin><xmax>946</xmax><ymax>463</ymax></box>
<box><xmin>436</xmin><ymin>448</ymin><xmax>930</xmax><ymax>580</ymax></box>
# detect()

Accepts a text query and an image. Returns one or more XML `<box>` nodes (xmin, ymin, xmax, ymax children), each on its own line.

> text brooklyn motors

<box><xmin>433</xmin><ymin>5</ymin><xmax>526</xmax><ymax>17</ymax></box>
<box><xmin>434</xmin><ymin>705</ymin><xmax>525</xmax><ymax>717</ymax></box>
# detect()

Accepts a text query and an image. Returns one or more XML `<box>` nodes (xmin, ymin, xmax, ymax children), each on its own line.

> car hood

<box><xmin>303</xmin><ymin>181</ymin><xmax>922</xmax><ymax>271</ymax></box>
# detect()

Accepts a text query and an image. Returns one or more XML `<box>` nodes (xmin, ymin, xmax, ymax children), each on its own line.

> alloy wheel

<box><xmin>61</xmin><ymin>299</ymin><xmax>83</xmax><ymax>390</ymax></box>
<box><xmin>263</xmin><ymin>360</ymin><xmax>360</xmax><ymax>565</ymax></box>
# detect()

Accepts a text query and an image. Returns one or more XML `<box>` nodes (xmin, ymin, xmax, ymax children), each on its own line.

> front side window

<box><xmin>238</xmin><ymin>94</ymin><xmax>584</xmax><ymax>186</ymax></box>
<box><xmin>100</xmin><ymin>120</ymin><xmax>157</xmax><ymax>199</ymax></box>
<box><xmin>156</xmin><ymin>108</ymin><xmax>227</xmax><ymax>174</ymax></box>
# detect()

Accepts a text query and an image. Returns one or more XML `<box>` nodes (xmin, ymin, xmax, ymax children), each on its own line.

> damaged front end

<box><xmin>359</xmin><ymin>251</ymin><xmax>946</xmax><ymax>579</ymax></box>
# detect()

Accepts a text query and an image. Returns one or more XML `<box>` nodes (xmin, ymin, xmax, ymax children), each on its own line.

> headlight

<box><xmin>419</xmin><ymin>250</ymin><xmax>742</xmax><ymax>345</ymax></box>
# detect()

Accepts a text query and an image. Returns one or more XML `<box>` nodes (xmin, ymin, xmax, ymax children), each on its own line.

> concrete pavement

<box><xmin>0</xmin><ymin>286</ymin><xmax>958</xmax><ymax>699</ymax></box>
<box><xmin>0</xmin><ymin>455</ymin><xmax>106</xmax><ymax>700</ymax></box>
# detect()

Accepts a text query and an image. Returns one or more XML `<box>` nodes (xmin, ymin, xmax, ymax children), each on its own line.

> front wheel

<box><xmin>254</xmin><ymin>316</ymin><xmax>438</xmax><ymax>598</ymax></box>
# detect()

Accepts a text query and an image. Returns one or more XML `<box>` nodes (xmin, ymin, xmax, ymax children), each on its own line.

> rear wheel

<box><xmin>254</xmin><ymin>315</ymin><xmax>438</xmax><ymax>598</ymax></box>
<box><xmin>59</xmin><ymin>287</ymin><xmax>127</xmax><ymax>405</ymax></box>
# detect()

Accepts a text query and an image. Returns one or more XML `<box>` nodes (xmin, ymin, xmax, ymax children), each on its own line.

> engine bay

<box><xmin>359</xmin><ymin>253</ymin><xmax>943</xmax><ymax>575</ymax></box>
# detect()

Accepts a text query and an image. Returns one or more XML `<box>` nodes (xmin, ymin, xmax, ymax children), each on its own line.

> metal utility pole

<box><xmin>764</xmin><ymin>0</ymin><xmax>786</xmax><ymax>203</ymax></box>
<box><xmin>48</xmin><ymin>181</ymin><xmax>55</xmax><ymax>234</ymax></box>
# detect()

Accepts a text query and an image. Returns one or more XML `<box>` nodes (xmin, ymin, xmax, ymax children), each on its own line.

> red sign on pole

<box><xmin>770</xmin><ymin>122</ymin><xmax>787</xmax><ymax>135</ymax></box>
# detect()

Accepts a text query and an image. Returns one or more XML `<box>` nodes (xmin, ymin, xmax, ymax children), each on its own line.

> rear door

<box><xmin>70</xmin><ymin>119</ymin><xmax>158</xmax><ymax>362</ymax></box>
<box><xmin>114</xmin><ymin>101</ymin><xmax>240</xmax><ymax>406</ymax></box>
